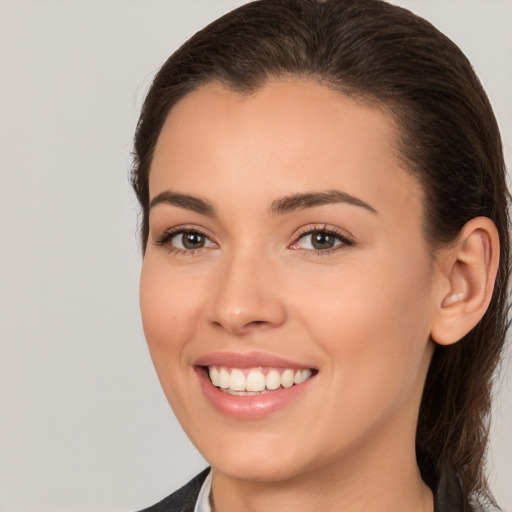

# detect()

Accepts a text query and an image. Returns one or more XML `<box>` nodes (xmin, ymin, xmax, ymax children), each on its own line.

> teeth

<box><xmin>229</xmin><ymin>369</ymin><xmax>246</xmax><ymax>391</ymax></box>
<box><xmin>219</xmin><ymin>368</ymin><xmax>230</xmax><ymax>388</ymax></box>
<box><xmin>265</xmin><ymin>369</ymin><xmax>281</xmax><ymax>390</ymax></box>
<box><xmin>246</xmin><ymin>370</ymin><xmax>266</xmax><ymax>392</ymax></box>
<box><xmin>294</xmin><ymin>368</ymin><xmax>312</xmax><ymax>384</ymax></box>
<box><xmin>281</xmin><ymin>369</ymin><xmax>294</xmax><ymax>388</ymax></box>
<box><xmin>207</xmin><ymin>366</ymin><xmax>314</xmax><ymax>393</ymax></box>
<box><xmin>209</xmin><ymin>366</ymin><xmax>220</xmax><ymax>386</ymax></box>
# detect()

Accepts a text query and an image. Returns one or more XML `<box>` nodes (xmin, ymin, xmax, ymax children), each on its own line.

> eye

<box><xmin>172</xmin><ymin>231</ymin><xmax>211</xmax><ymax>250</ymax></box>
<box><xmin>155</xmin><ymin>228</ymin><xmax>217</xmax><ymax>254</ymax></box>
<box><xmin>290</xmin><ymin>227</ymin><xmax>354</xmax><ymax>253</ymax></box>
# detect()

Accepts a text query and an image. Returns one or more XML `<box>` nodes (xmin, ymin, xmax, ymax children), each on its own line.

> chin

<box><xmin>197</xmin><ymin>430</ymin><xmax>319</xmax><ymax>483</ymax></box>
<box><xmin>211</xmin><ymin>456</ymin><xmax>306</xmax><ymax>484</ymax></box>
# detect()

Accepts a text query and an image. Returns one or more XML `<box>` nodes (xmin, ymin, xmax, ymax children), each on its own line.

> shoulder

<box><xmin>137</xmin><ymin>468</ymin><xmax>210</xmax><ymax>512</ymax></box>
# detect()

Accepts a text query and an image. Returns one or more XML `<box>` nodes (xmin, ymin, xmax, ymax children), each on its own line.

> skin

<box><xmin>140</xmin><ymin>80</ymin><xmax>446</xmax><ymax>512</ymax></box>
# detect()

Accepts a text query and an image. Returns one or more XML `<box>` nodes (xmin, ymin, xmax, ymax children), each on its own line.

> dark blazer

<box><xmin>138</xmin><ymin>465</ymin><xmax>483</xmax><ymax>512</ymax></box>
<box><xmin>138</xmin><ymin>468</ymin><xmax>210</xmax><ymax>512</ymax></box>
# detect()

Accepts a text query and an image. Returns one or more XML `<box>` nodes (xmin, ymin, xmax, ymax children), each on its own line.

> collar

<box><xmin>194</xmin><ymin>470</ymin><xmax>212</xmax><ymax>512</ymax></box>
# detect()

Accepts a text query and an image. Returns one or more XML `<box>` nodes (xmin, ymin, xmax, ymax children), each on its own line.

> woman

<box><xmin>132</xmin><ymin>0</ymin><xmax>509</xmax><ymax>510</ymax></box>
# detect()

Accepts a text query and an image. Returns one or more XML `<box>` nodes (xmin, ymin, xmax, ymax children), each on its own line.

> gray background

<box><xmin>0</xmin><ymin>1</ymin><xmax>510</xmax><ymax>511</ymax></box>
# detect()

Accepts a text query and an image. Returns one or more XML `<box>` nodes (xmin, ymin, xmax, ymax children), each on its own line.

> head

<box><xmin>132</xmin><ymin>0</ymin><xmax>509</xmax><ymax>504</ymax></box>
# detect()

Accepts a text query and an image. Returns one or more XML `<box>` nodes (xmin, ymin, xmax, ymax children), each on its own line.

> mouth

<box><xmin>194</xmin><ymin>352</ymin><xmax>318</xmax><ymax>418</ymax></box>
<box><xmin>205</xmin><ymin>366</ymin><xmax>315</xmax><ymax>396</ymax></box>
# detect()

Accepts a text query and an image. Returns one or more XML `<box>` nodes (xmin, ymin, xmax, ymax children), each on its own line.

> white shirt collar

<box><xmin>194</xmin><ymin>469</ymin><xmax>213</xmax><ymax>512</ymax></box>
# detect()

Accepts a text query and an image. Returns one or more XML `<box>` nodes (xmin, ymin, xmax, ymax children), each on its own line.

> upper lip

<box><xmin>194</xmin><ymin>351</ymin><xmax>315</xmax><ymax>370</ymax></box>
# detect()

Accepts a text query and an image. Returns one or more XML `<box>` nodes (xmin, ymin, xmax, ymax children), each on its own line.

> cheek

<box><xmin>139</xmin><ymin>256</ymin><xmax>214</xmax><ymax>427</ymax></box>
<box><xmin>139</xmin><ymin>257</ymin><xmax>203</xmax><ymax>375</ymax></box>
<box><xmin>297</xmin><ymin>250</ymin><xmax>432</xmax><ymax>335</ymax></box>
<box><xmin>293</xmin><ymin>250</ymin><xmax>434</xmax><ymax>411</ymax></box>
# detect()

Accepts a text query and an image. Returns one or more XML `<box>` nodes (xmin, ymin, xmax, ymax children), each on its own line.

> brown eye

<box><xmin>310</xmin><ymin>231</ymin><xmax>336</xmax><ymax>250</ymax></box>
<box><xmin>290</xmin><ymin>228</ymin><xmax>354</xmax><ymax>253</ymax></box>
<box><xmin>157</xmin><ymin>229</ymin><xmax>216</xmax><ymax>253</ymax></box>
<box><xmin>180</xmin><ymin>232</ymin><xmax>206</xmax><ymax>249</ymax></box>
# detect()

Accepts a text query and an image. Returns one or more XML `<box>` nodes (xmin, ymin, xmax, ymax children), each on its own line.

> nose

<box><xmin>207</xmin><ymin>251</ymin><xmax>287</xmax><ymax>336</ymax></box>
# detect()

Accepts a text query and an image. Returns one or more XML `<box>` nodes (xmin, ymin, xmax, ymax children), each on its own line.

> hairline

<box><xmin>144</xmin><ymin>74</ymin><xmax>436</xmax><ymax>253</ymax></box>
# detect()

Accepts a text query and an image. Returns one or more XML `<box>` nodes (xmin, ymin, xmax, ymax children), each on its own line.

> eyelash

<box><xmin>154</xmin><ymin>224</ymin><xmax>355</xmax><ymax>257</ymax></box>
<box><xmin>154</xmin><ymin>226</ymin><xmax>215</xmax><ymax>257</ymax></box>
<box><xmin>290</xmin><ymin>225</ymin><xmax>355</xmax><ymax>256</ymax></box>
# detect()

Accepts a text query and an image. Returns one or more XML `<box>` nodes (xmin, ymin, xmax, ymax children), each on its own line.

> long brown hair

<box><xmin>132</xmin><ymin>0</ymin><xmax>510</xmax><ymax>506</ymax></box>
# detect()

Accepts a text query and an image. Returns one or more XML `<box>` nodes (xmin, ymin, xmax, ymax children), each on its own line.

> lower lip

<box><xmin>196</xmin><ymin>367</ymin><xmax>315</xmax><ymax>419</ymax></box>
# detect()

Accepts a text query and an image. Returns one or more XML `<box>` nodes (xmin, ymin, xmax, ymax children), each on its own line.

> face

<box><xmin>140</xmin><ymin>81</ymin><xmax>439</xmax><ymax>483</ymax></box>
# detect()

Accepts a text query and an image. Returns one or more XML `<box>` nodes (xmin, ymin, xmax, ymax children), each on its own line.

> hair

<box><xmin>132</xmin><ymin>0</ymin><xmax>510</xmax><ymax>507</ymax></box>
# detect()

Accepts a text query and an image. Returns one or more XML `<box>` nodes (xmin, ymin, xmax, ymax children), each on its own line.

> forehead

<box><xmin>155</xmin><ymin>80</ymin><xmax>400</xmax><ymax>168</ymax></box>
<box><xmin>149</xmin><ymin>80</ymin><xmax>423</xmax><ymax>221</ymax></box>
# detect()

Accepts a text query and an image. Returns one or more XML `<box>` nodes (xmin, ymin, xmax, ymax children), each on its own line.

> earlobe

<box><xmin>430</xmin><ymin>217</ymin><xmax>499</xmax><ymax>346</ymax></box>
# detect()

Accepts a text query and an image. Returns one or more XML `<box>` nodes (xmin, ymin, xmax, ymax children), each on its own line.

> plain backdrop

<box><xmin>0</xmin><ymin>1</ymin><xmax>511</xmax><ymax>511</ymax></box>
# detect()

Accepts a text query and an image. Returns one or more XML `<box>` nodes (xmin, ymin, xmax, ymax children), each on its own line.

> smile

<box><xmin>194</xmin><ymin>352</ymin><xmax>318</xmax><ymax>418</ymax></box>
<box><xmin>208</xmin><ymin>366</ymin><xmax>313</xmax><ymax>395</ymax></box>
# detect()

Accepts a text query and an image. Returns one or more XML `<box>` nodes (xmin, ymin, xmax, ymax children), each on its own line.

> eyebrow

<box><xmin>270</xmin><ymin>190</ymin><xmax>378</xmax><ymax>215</ymax></box>
<box><xmin>148</xmin><ymin>188</ymin><xmax>377</xmax><ymax>217</ymax></box>
<box><xmin>149</xmin><ymin>190</ymin><xmax>216</xmax><ymax>216</ymax></box>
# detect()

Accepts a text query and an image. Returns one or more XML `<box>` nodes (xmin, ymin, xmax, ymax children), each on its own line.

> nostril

<box><xmin>244</xmin><ymin>319</ymin><xmax>267</xmax><ymax>329</ymax></box>
<box><xmin>210</xmin><ymin>318</ymin><xmax>272</xmax><ymax>336</ymax></box>
<box><xmin>208</xmin><ymin>288</ymin><xmax>287</xmax><ymax>334</ymax></box>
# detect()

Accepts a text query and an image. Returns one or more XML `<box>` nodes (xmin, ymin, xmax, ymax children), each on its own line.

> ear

<box><xmin>430</xmin><ymin>217</ymin><xmax>500</xmax><ymax>346</ymax></box>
